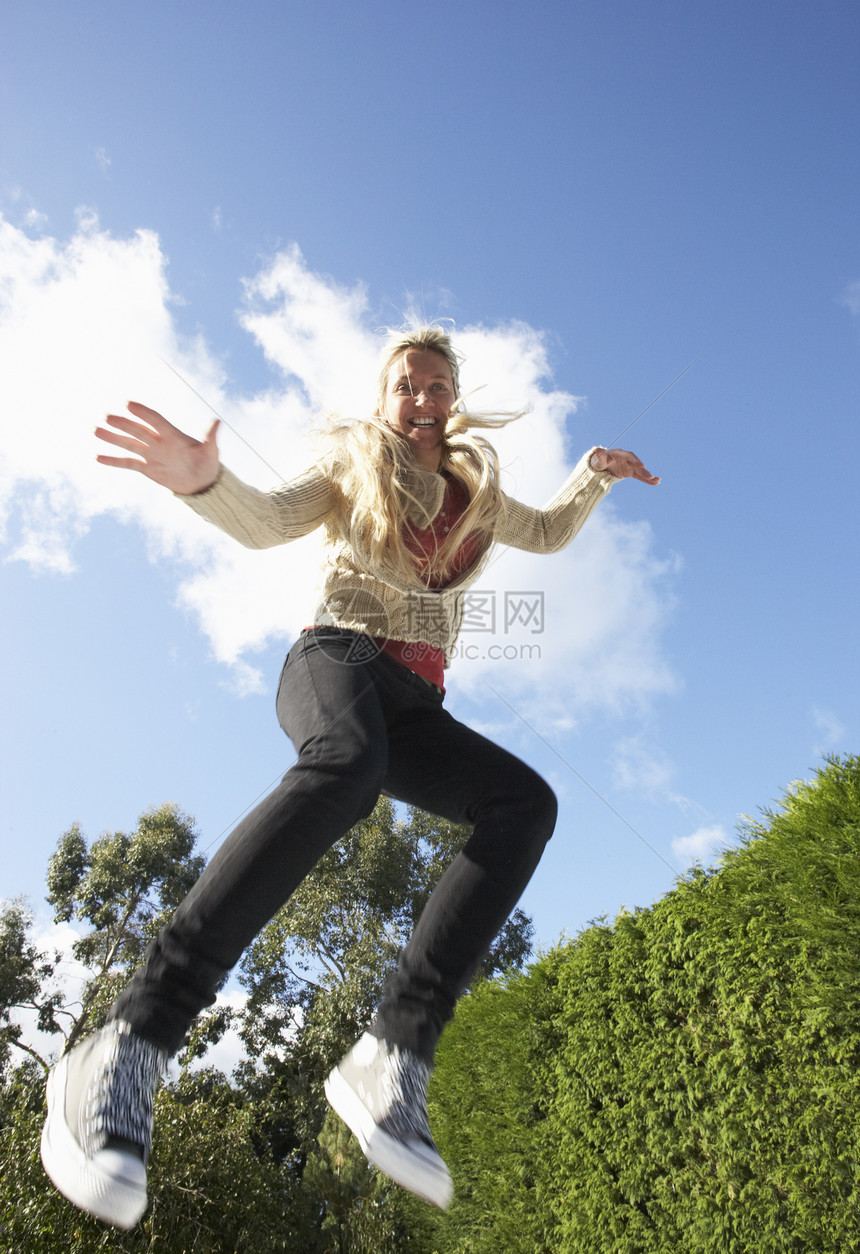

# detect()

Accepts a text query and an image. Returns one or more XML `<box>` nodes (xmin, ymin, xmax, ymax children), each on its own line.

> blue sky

<box><xmin>1</xmin><ymin>0</ymin><xmax>858</xmax><ymax>1047</ymax></box>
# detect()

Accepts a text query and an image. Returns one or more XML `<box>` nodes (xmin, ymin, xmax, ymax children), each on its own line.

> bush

<box><xmin>430</xmin><ymin>756</ymin><xmax>860</xmax><ymax>1253</ymax></box>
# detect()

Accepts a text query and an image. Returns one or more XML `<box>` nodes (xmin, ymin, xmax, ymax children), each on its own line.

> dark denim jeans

<box><xmin>110</xmin><ymin>629</ymin><xmax>557</xmax><ymax>1063</ymax></box>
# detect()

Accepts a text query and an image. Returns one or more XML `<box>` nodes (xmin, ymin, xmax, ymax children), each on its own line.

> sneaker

<box><xmin>324</xmin><ymin>1032</ymin><xmax>453</xmax><ymax>1209</ymax></box>
<box><xmin>40</xmin><ymin>1020</ymin><xmax>166</xmax><ymax>1230</ymax></box>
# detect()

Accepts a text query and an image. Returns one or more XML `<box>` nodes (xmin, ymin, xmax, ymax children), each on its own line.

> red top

<box><xmin>376</xmin><ymin>473</ymin><xmax>479</xmax><ymax>690</ymax></box>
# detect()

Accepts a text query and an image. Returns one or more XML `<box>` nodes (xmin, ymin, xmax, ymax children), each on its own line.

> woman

<box><xmin>41</xmin><ymin>326</ymin><xmax>659</xmax><ymax>1227</ymax></box>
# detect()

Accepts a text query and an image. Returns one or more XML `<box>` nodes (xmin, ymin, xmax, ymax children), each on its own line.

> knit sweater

<box><xmin>179</xmin><ymin>448</ymin><xmax>614</xmax><ymax>666</ymax></box>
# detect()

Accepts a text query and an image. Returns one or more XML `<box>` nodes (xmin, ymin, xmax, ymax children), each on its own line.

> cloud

<box><xmin>812</xmin><ymin>706</ymin><xmax>846</xmax><ymax>758</ymax></box>
<box><xmin>839</xmin><ymin>279</ymin><xmax>860</xmax><ymax>318</ymax></box>
<box><xmin>24</xmin><ymin>207</ymin><xmax>48</xmax><ymax>230</ymax></box>
<box><xmin>612</xmin><ymin>735</ymin><xmax>677</xmax><ymax>794</ymax></box>
<box><xmin>671</xmin><ymin>824</ymin><xmax>728</xmax><ymax>867</ymax></box>
<box><xmin>95</xmin><ymin>147</ymin><xmax>111</xmax><ymax>177</ymax></box>
<box><xmin>2</xmin><ymin>185</ymin><xmax>49</xmax><ymax>232</ymax></box>
<box><xmin>1</xmin><ymin>211</ymin><xmax>680</xmax><ymax>712</ymax></box>
<box><xmin>239</xmin><ymin>242</ymin><xmax>377</xmax><ymax>414</ymax></box>
<box><xmin>610</xmin><ymin>735</ymin><xmax>703</xmax><ymax>814</ymax></box>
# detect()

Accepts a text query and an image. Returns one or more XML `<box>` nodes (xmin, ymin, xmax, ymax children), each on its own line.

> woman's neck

<box><xmin>412</xmin><ymin>447</ymin><xmax>444</xmax><ymax>473</ymax></box>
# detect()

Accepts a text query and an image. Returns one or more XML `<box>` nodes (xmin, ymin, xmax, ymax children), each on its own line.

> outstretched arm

<box><xmin>98</xmin><ymin>401</ymin><xmax>336</xmax><ymax>548</ymax></box>
<box><xmin>497</xmin><ymin>445</ymin><xmax>659</xmax><ymax>554</ymax></box>
<box><xmin>95</xmin><ymin>402</ymin><xmax>220</xmax><ymax>496</ymax></box>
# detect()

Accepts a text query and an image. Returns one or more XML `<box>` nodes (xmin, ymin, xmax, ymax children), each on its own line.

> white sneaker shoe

<box><xmin>325</xmin><ymin>1032</ymin><xmax>453</xmax><ymax>1209</ymax></box>
<box><xmin>41</xmin><ymin>1021</ymin><xmax>166</xmax><ymax>1229</ymax></box>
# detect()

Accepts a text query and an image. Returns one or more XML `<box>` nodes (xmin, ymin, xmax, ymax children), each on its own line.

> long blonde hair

<box><xmin>326</xmin><ymin>327</ymin><xmax>518</xmax><ymax>588</ymax></box>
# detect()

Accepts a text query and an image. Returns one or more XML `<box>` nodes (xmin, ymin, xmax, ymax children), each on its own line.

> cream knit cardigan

<box><xmin>180</xmin><ymin>449</ymin><xmax>614</xmax><ymax>666</ymax></box>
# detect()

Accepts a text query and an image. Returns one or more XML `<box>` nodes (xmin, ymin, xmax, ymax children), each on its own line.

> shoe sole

<box><xmin>41</xmin><ymin>1054</ymin><xmax>148</xmax><ymax>1230</ymax></box>
<box><xmin>325</xmin><ymin>1064</ymin><xmax>453</xmax><ymax>1209</ymax></box>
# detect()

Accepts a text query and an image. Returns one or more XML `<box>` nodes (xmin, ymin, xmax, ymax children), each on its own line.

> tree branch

<box><xmin>284</xmin><ymin>961</ymin><xmax>326</xmax><ymax>994</ymax></box>
<box><xmin>9</xmin><ymin>1036</ymin><xmax>50</xmax><ymax>1072</ymax></box>
<box><xmin>316</xmin><ymin>940</ymin><xmax>347</xmax><ymax>983</ymax></box>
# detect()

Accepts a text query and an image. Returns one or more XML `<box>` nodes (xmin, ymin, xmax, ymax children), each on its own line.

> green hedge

<box><xmin>430</xmin><ymin>756</ymin><xmax>860</xmax><ymax>1253</ymax></box>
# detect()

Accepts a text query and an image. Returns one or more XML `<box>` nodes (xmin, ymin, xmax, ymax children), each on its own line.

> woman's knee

<box><xmin>533</xmin><ymin>772</ymin><xmax>558</xmax><ymax>835</ymax></box>
<box><xmin>471</xmin><ymin>762</ymin><xmax>558</xmax><ymax>854</ymax></box>
<box><xmin>516</xmin><ymin>769</ymin><xmax>557</xmax><ymax>844</ymax></box>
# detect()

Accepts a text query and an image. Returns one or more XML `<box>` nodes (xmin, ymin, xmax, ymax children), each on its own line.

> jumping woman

<box><xmin>41</xmin><ymin>326</ymin><xmax>659</xmax><ymax>1227</ymax></box>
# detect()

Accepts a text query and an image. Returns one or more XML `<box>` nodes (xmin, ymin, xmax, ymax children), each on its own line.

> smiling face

<box><xmin>378</xmin><ymin>348</ymin><xmax>456</xmax><ymax>470</ymax></box>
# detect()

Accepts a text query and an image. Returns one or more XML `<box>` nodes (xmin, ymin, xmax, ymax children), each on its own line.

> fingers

<box><xmin>126</xmin><ymin>400</ymin><xmax>172</xmax><ymax>430</ymax></box>
<box><xmin>626</xmin><ymin>460</ymin><xmax>660</xmax><ymax>485</ymax></box>
<box><xmin>600</xmin><ymin>448</ymin><xmax>661</xmax><ymax>485</ymax></box>
<box><xmin>95</xmin><ymin>401</ymin><xmax>219</xmax><ymax>493</ymax></box>
<box><xmin>95</xmin><ymin>419</ymin><xmax>152</xmax><ymax>455</ymax></box>
<box><xmin>628</xmin><ymin>456</ymin><xmax>660</xmax><ymax>485</ymax></box>
<box><xmin>95</xmin><ymin>405</ymin><xmax>167</xmax><ymax>476</ymax></box>
<box><xmin>95</xmin><ymin>454</ymin><xmax>147</xmax><ymax>472</ymax></box>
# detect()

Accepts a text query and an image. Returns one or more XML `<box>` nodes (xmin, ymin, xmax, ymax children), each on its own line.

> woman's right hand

<box><xmin>95</xmin><ymin>402</ymin><xmax>221</xmax><ymax>495</ymax></box>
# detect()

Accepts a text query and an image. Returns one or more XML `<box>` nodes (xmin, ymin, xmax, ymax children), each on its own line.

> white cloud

<box><xmin>812</xmin><ymin>706</ymin><xmax>846</xmax><ymax>758</ymax></box>
<box><xmin>610</xmin><ymin>735</ymin><xmax>703</xmax><ymax>814</ymax></box>
<box><xmin>612</xmin><ymin>735</ymin><xmax>676</xmax><ymax>795</ymax></box>
<box><xmin>839</xmin><ymin>279</ymin><xmax>860</xmax><ymax>318</ymax></box>
<box><xmin>1</xmin><ymin>212</ymin><xmax>680</xmax><ymax>713</ymax></box>
<box><xmin>2</xmin><ymin>186</ymin><xmax>49</xmax><ymax>231</ymax></box>
<box><xmin>95</xmin><ymin>147</ymin><xmax>111</xmax><ymax>176</ymax></box>
<box><xmin>24</xmin><ymin>206</ymin><xmax>48</xmax><ymax>230</ymax></box>
<box><xmin>239</xmin><ymin>242</ymin><xmax>377</xmax><ymax>414</ymax></box>
<box><xmin>671</xmin><ymin>824</ymin><xmax>728</xmax><ymax>867</ymax></box>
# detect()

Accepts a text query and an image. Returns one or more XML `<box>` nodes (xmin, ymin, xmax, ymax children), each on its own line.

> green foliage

<box><xmin>12</xmin><ymin>758</ymin><xmax>860</xmax><ymax>1251</ymax></box>
<box><xmin>429</xmin><ymin>960</ymin><xmax>562</xmax><ymax>1253</ymax></box>
<box><xmin>429</xmin><ymin>755</ymin><xmax>860</xmax><ymax>1254</ymax></box>
<box><xmin>0</xmin><ymin>1063</ymin><xmax>320</xmax><ymax>1253</ymax></box>
<box><xmin>0</xmin><ymin>1062</ymin><xmax>94</xmax><ymax>1254</ymax></box>
<box><xmin>11</xmin><ymin>759</ymin><xmax>860</xmax><ymax>1251</ymax></box>
<box><xmin>3</xmin><ymin>796</ymin><xmax>533</xmax><ymax>1253</ymax></box>
<box><xmin>304</xmin><ymin>1110</ymin><xmax>434</xmax><ymax>1254</ymax></box>
<box><xmin>0</xmin><ymin>901</ymin><xmax>63</xmax><ymax>1078</ymax></box>
<box><xmin>46</xmin><ymin>803</ymin><xmax>204</xmax><ymax>1045</ymax></box>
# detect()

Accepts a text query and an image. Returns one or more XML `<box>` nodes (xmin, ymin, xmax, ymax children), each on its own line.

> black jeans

<box><xmin>110</xmin><ymin>629</ymin><xmax>557</xmax><ymax>1063</ymax></box>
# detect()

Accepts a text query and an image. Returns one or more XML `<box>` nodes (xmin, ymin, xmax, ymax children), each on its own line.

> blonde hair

<box><xmin>326</xmin><ymin>326</ymin><xmax>518</xmax><ymax>588</ymax></box>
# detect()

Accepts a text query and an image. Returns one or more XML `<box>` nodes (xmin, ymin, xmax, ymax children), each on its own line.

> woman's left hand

<box><xmin>590</xmin><ymin>447</ymin><xmax>660</xmax><ymax>485</ymax></box>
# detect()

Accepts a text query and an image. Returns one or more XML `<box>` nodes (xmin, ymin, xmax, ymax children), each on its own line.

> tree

<box><xmin>0</xmin><ymin>1063</ymin><xmax>322</xmax><ymax>1254</ymax></box>
<box><xmin>0</xmin><ymin>899</ymin><xmax>66</xmax><ymax>1079</ymax></box>
<box><xmin>1</xmin><ymin>796</ymin><xmax>535</xmax><ymax>1254</ymax></box>
<box><xmin>1</xmin><ymin>805</ymin><xmax>210</xmax><ymax>1081</ymax></box>
<box><xmin>45</xmin><ymin>803</ymin><xmax>205</xmax><ymax>1049</ymax></box>
<box><xmin>0</xmin><ymin>803</ymin><xmax>327</xmax><ymax>1252</ymax></box>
